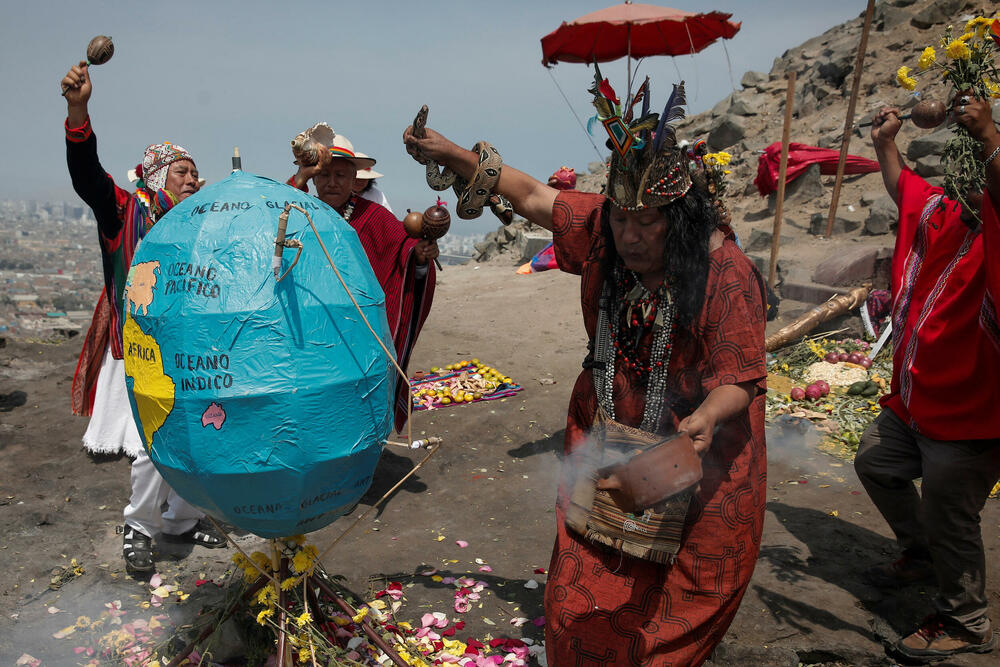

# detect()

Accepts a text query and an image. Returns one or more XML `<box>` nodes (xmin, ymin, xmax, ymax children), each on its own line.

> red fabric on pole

<box><xmin>541</xmin><ymin>3</ymin><xmax>740</xmax><ymax>65</ymax></box>
<box><xmin>754</xmin><ymin>142</ymin><xmax>880</xmax><ymax>196</ymax></box>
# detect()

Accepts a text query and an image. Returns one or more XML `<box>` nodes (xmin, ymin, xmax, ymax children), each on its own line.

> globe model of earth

<box><xmin>122</xmin><ymin>171</ymin><xmax>395</xmax><ymax>538</ymax></box>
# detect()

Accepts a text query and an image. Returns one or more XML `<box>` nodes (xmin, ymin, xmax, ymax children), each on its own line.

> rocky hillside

<box><xmin>475</xmin><ymin>0</ymin><xmax>997</xmax><ymax>305</ymax></box>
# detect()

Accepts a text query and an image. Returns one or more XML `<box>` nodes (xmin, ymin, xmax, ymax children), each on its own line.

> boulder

<box><xmin>914</xmin><ymin>154</ymin><xmax>944</xmax><ymax>178</ymax></box>
<box><xmin>809</xmin><ymin>210</ymin><xmax>863</xmax><ymax>236</ymax></box>
<box><xmin>520</xmin><ymin>233</ymin><xmax>553</xmax><ymax>263</ymax></box>
<box><xmin>710</xmin><ymin>93</ymin><xmax>736</xmax><ymax>117</ymax></box>
<box><xmin>474</xmin><ymin>239</ymin><xmax>498</xmax><ymax>261</ymax></box>
<box><xmin>906</xmin><ymin>127</ymin><xmax>950</xmax><ymax>161</ymax></box>
<box><xmin>860</xmin><ymin>190</ymin><xmax>885</xmax><ymax>206</ymax></box>
<box><xmin>875</xmin><ymin>4</ymin><xmax>912</xmax><ymax>31</ymax></box>
<box><xmin>768</xmin><ymin>164</ymin><xmax>825</xmax><ymax>213</ymax></box>
<box><xmin>744</xmin><ymin>225</ymin><xmax>795</xmax><ymax>253</ymax></box>
<box><xmin>816</xmin><ymin>56</ymin><xmax>852</xmax><ymax>88</ymax></box>
<box><xmin>865</xmin><ymin>196</ymin><xmax>898</xmax><ymax>235</ymax></box>
<box><xmin>911</xmin><ymin>0</ymin><xmax>966</xmax><ymax>30</ymax></box>
<box><xmin>740</xmin><ymin>70</ymin><xmax>768</xmax><ymax>90</ymax></box>
<box><xmin>708</xmin><ymin>115</ymin><xmax>746</xmax><ymax>150</ymax></box>
<box><xmin>812</xmin><ymin>246</ymin><xmax>879</xmax><ymax>286</ymax></box>
<box><xmin>729</xmin><ymin>96</ymin><xmax>758</xmax><ymax>116</ymax></box>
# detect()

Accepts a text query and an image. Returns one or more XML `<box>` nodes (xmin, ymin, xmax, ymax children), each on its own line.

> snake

<box><xmin>411</xmin><ymin>105</ymin><xmax>513</xmax><ymax>223</ymax></box>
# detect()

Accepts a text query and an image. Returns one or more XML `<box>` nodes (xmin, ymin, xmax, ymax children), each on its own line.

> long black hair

<box><xmin>601</xmin><ymin>185</ymin><xmax>719</xmax><ymax>326</ymax></box>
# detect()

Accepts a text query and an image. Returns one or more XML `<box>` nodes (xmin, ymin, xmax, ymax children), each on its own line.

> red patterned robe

<box><xmin>545</xmin><ymin>191</ymin><xmax>768</xmax><ymax>666</ymax></box>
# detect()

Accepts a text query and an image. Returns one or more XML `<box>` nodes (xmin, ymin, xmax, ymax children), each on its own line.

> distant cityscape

<box><xmin>0</xmin><ymin>199</ymin><xmax>475</xmax><ymax>340</ymax></box>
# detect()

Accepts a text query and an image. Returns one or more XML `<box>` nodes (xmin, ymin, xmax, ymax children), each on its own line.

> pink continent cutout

<box><xmin>201</xmin><ymin>402</ymin><xmax>226</xmax><ymax>430</ymax></box>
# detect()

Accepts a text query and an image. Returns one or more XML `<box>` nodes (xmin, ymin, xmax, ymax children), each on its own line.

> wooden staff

<box><xmin>824</xmin><ymin>0</ymin><xmax>876</xmax><ymax>237</ymax></box>
<box><xmin>768</xmin><ymin>70</ymin><xmax>796</xmax><ymax>289</ymax></box>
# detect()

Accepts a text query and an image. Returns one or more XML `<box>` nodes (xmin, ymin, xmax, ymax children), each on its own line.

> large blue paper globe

<box><xmin>122</xmin><ymin>171</ymin><xmax>394</xmax><ymax>538</ymax></box>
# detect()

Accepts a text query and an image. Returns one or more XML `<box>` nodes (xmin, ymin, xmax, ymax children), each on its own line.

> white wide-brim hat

<box><xmin>353</xmin><ymin>152</ymin><xmax>383</xmax><ymax>179</ymax></box>
<box><xmin>327</xmin><ymin>134</ymin><xmax>377</xmax><ymax>171</ymax></box>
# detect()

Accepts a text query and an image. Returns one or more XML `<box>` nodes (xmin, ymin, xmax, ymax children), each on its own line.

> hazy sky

<box><xmin>1</xmin><ymin>1</ymin><xmax>866</xmax><ymax>236</ymax></box>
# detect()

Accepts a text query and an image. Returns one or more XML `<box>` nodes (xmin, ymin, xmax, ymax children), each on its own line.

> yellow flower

<box><xmin>291</xmin><ymin>544</ymin><xmax>319</xmax><ymax>574</ymax></box>
<box><xmin>945</xmin><ymin>39</ymin><xmax>972</xmax><ymax>60</ymax></box>
<box><xmin>297</xmin><ymin>647</ymin><xmax>313</xmax><ymax>664</ymax></box>
<box><xmin>256</xmin><ymin>607</ymin><xmax>274</xmax><ymax>625</ymax></box>
<box><xmin>958</xmin><ymin>32</ymin><xmax>974</xmax><ymax>43</ymax></box>
<box><xmin>75</xmin><ymin>615</ymin><xmax>91</xmax><ymax>628</ymax></box>
<box><xmin>986</xmin><ymin>80</ymin><xmax>1000</xmax><ymax>98</ymax></box>
<box><xmin>295</xmin><ymin>611</ymin><xmax>313</xmax><ymax>628</ymax></box>
<box><xmin>967</xmin><ymin>16</ymin><xmax>994</xmax><ymax>39</ymax></box>
<box><xmin>280</xmin><ymin>576</ymin><xmax>301</xmax><ymax>591</ymax></box>
<box><xmin>896</xmin><ymin>65</ymin><xmax>917</xmax><ymax>91</ymax></box>
<box><xmin>255</xmin><ymin>585</ymin><xmax>278</xmax><ymax>606</ymax></box>
<box><xmin>917</xmin><ymin>47</ymin><xmax>936</xmax><ymax>70</ymax></box>
<box><xmin>703</xmin><ymin>151</ymin><xmax>732</xmax><ymax>166</ymax></box>
<box><xmin>352</xmin><ymin>606</ymin><xmax>370</xmax><ymax>623</ymax></box>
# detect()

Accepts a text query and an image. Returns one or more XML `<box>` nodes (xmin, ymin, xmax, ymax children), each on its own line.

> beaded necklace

<box><xmin>593</xmin><ymin>262</ymin><xmax>677</xmax><ymax>431</ymax></box>
<box><xmin>338</xmin><ymin>196</ymin><xmax>357</xmax><ymax>222</ymax></box>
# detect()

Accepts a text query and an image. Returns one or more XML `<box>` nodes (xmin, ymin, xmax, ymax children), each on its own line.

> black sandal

<box><xmin>122</xmin><ymin>526</ymin><xmax>154</xmax><ymax>575</ymax></box>
<box><xmin>162</xmin><ymin>518</ymin><xmax>227</xmax><ymax>549</ymax></box>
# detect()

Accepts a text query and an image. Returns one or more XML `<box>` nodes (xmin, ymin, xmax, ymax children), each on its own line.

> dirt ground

<box><xmin>1</xmin><ymin>261</ymin><xmax>997</xmax><ymax>666</ymax></box>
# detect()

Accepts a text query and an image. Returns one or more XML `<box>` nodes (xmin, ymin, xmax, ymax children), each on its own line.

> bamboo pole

<box><xmin>768</xmin><ymin>70</ymin><xmax>796</xmax><ymax>289</ymax></box>
<box><xmin>824</xmin><ymin>0</ymin><xmax>876</xmax><ymax>237</ymax></box>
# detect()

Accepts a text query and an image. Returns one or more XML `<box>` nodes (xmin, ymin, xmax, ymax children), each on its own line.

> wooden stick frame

<box><xmin>824</xmin><ymin>0</ymin><xmax>876</xmax><ymax>237</ymax></box>
<box><xmin>769</xmin><ymin>71</ymin><xmax>797</xmax><ymax>289</ymax></box>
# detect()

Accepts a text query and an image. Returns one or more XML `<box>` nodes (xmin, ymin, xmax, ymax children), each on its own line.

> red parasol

<box><xmin>541</xmin><ymin>2</ymin><xmax>741</xmax><ymax>66</ymax></box>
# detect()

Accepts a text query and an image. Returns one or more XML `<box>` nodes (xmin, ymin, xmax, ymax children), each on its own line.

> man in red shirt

<box><xmin>288</xmin><ymin>131</ymin><xmax>438</xmax><ymax>431</ymax></box>
<box><xmin>854</xmin><ymin>96</ymin><xmax>1000</xmax><ymax>662</ymax></box>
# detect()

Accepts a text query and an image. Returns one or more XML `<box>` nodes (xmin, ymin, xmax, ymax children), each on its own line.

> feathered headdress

<box><xmin>588</xmin><ymin>65</ymin><xmax>692</xmax><ymax>210</ymax></box>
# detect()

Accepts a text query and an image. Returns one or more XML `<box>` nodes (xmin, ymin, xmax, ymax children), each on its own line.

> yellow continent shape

<box><xmin>123</xmin><ymin>316</ymin><xmax>175</xmax><ymax>450</ymax></box>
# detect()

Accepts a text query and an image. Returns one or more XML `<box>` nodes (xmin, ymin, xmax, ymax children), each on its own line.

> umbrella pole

<box><xmin>626</xmin><ymin>24</ymin><xmax>632</xmax><ymax>102</ymax></box>
<box><xmin>824</xmin><ymin>0</ymin><xmax>876</xmax><ymax>237</ymax></box>
<box><xmin>769</xmin><ymin>70</ymin><xmax>796</xmax><ymax>289</ymax></box>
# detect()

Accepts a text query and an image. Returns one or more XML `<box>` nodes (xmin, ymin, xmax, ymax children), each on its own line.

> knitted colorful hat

<box><xmin>588</xmin><ymin>64</ymin><xmax>691</xmax><ymax>211</ymax></box>
<box><xmin>139</xmin><ymin>142</ymin><xmax>194</xmax><ymax>192</ymax></box>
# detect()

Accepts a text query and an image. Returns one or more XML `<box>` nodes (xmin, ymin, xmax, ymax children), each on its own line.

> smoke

<box><xmin>766</xmin><ymin>415</ymin><xmax>850</xmax><ymax>479</ymax></box>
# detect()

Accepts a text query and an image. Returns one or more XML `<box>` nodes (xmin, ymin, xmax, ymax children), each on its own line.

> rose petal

<box><xmin>510</xmin><ymin>617</ymin><xmax>529</xmax><ymax>627</ymax></box>
<box><xmin>532</xmin><ymin>615</ymin><xmax>546</xmax><ymax>626</ymax></box>
<box><xmin>478</xmin><ymin>565</ymin><xmax>493</xmax><ymax>573</ymax></box>
<box><xmin>456</xmin><ymin>540</ymin><xmax>469</xmax><ymax>548</ymax></box>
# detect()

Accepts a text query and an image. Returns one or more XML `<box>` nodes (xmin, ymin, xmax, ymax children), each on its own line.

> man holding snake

<box><xmin>288</xmin><ymin>130</ymin><xmax>438</xmax><ymax>431</ymax></box>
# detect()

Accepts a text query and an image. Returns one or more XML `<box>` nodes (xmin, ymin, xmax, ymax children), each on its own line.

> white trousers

<box><xmin>124</xmin><ymin>448</ymin><xmax>203</xmax><ymax>538</ymax></box>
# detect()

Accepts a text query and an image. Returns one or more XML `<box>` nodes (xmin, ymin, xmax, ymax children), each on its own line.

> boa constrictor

<box><xmin>412</xmin><ymin>105</ymin><xmax>513</xmax><ymax>223</ymax></box>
